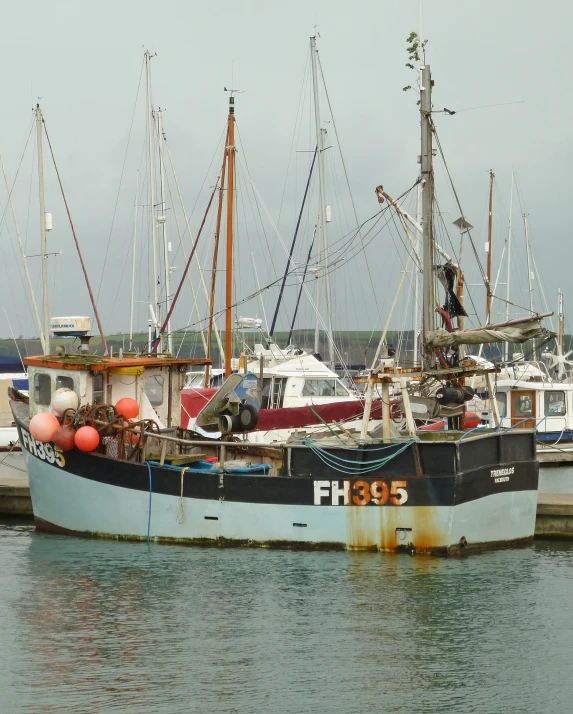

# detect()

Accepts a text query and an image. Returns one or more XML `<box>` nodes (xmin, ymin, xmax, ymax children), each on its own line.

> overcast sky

<box><xmin>0</xmin><ymin>0</ymin><xmax>570</xmax><ymax>350</ymax></box>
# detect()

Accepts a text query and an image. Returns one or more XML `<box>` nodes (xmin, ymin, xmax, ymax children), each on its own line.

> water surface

<box><xmin>0</xmin><ymin>520</ymin><xmax>571</xmax><ymax>713</ymax></box>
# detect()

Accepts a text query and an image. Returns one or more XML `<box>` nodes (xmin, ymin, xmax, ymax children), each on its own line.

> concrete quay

<box><xmin>0</xmin><ymin>453</ymin><xmax>32</xmax><ymax>517</ymax></box>
<box><xmin>535</xmin><ymin>492</ymin><xmax>573</xmax><ymax>540</ymax></box>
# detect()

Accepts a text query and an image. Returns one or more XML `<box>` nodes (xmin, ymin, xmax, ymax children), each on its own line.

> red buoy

<box><xmin>74</xmin><ymin>425</ymin><xmax>100</xmax><ymax>452</ymax></box>
<box><xmin>115</xmin><ymin>397</ymin><xmax>139</xmax><ymax>419</ymax></box>
<box><xmin>29</xmin><ymin>412</ymin><xmax>60</xmax><ymax>443</ymax></box>
<box><xmin>52</xmin><ymin>426</ymin><xmax>77</xmax><ymax>451</ymax></box>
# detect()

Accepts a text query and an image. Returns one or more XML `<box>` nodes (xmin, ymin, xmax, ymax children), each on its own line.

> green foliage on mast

<box><xmin>402</xmin><ymin>32</ymin><xmax>428</xmax><ymax>93</ymax></box>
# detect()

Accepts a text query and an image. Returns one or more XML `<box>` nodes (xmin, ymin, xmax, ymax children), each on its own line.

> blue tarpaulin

<box><xmin>0</xmin><ymin>356</ymin><xmax>24</xmax><ymax>374</ymax></box>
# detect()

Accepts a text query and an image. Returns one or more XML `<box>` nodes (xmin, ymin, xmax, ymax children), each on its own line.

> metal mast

<box><xmin>157</xmin><ymin>109</ymin><xmax>173</xmax><ymax>354</ymax></box>
<box><xmin>524</xmin><ymin>213</ymin><xmax>536</xmax><ymax>359</ymax></box>
<box><xmin>310</xmin><ymin>36</ymin><xmax>334</xmax><ymax>366</ymax></box>
<box><xmin>36</xmin><ymin>104</ymin><xmax>50</xmax><ymax>355</ymax></box>
<box><xmin>558</xmin><ymin>288</ymin><xmax>564</xmax><ymax>355</ymax></box>
<box><xmin>524</xmin><ymin>214</ymin><xmax>534</xmax><ymax>315</ymax></box>
<box><xmin>420</xmin><ymin>64</ymin><xmax>435</xmax><ymax>370</ymax></box>
<box><xmin>129</xmin><ymin>172</ymin><xmax>139</xmax><ymax>351</ymax></box>
<box><xmin>504</xmin><ymin>170</ymin><xmax>514</xmax><ymax>361</ymax></box>
<box><xmin>145</xmin><ymin>51</ymin><xmax>160</xmax><ymax>340</ymax></box>
<box><xmin>486</xmin><ymin>169</ymin><xmax>494</xmax><ymax>323</ymax></box>
<box><xmin>1</xmin><ymin>156</ymin><xmax>46</xmax><ymax>353</ymax></box>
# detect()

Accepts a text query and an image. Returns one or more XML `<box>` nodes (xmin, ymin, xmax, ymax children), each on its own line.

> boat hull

<box><xmin>14</xmin><ymin>408</ymin><xmax>539</xmax><ymax>555</ymax></box>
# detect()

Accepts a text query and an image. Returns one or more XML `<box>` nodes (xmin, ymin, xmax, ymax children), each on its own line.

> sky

<box><xmin>0</xmin><ymin>0</ymin><xmax>571</xmax><ymax>351</ymax></box>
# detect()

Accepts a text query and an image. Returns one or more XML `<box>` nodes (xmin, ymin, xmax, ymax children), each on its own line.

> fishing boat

<box><xmin>11</xmin><ymin>51</ymin><xmax>551</xmax><ymax>554</ymax></box>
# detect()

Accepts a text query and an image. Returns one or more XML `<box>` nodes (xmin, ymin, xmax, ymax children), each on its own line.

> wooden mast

<box><xmin>204</xmin><ymin>127</ymin><xmax>229</xmax><ymax>387</ymax></box>
<box><xmin>224</xmin><ymin>95</ymin><xmax>236</xmax><ymax>378</ymax></box>
<box><xmin>486</xmin><ymin>169</ymin><xmax>494</xmax><ymax>323</ymax></box>
<box><xmin>420</xmin><ymin>64</ymin><xmax>435</xmax><ymax>371</ymax></box>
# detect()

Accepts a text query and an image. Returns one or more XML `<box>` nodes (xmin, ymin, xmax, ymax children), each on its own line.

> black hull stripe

<box><xmin>15</xmin><ymin>415</ymin><xmax>539</xmax><ymax>508</ymax></box>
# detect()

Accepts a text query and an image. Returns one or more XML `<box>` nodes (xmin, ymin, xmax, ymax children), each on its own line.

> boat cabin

<box><xmin>493</xmin><ymin>378</ymin><xmax>573</xmax><ymax>437</ymax></box>
<box><xmin>25</xmin><ymin>354</ymin><xmax>211</xmax><ymax>429</ymax></box>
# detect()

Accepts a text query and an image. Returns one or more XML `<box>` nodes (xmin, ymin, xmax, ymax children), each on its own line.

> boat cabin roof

<box><xmin>24</xmin><ymin>354</ymin><xmax>211</xmax><ymax>373</ymax></box>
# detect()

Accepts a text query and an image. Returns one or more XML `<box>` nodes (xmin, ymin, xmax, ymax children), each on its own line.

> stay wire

<box><xmin>430</xmin><ymin>118</ymin><xmax>489</xmax><ymax>290</ymax></box>
<box><xmin>97</xmin><ymin>56</ymin><xmax>145</xmax><ymax>302</ymax></box>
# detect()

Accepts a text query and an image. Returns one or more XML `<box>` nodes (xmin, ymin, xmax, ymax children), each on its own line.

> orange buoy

<box><xmin>115</xmin><ymin>397</ymin><xmax>139</xmax><ymax>419</ymax></box>
<box><xmin>74</xmin><ymin>425</ymin><xmax>100</xmax><ymax>452</ymax></box>
<box><xmin>29</xmin><ymin>412</ymin><xmax>60</xmax><ymax>443</ymax></box>
<box><xmin>52</xmin><ymin>426</ymin><xmax>77</xmax><ymax>451</ymax></box>
<box><xmin>465</xmin><ymin>412</ymin><xmax>480</xmax><ymax>429</ymax></box>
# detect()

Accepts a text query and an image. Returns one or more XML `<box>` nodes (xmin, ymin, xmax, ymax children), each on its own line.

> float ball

<box><xmin>115</xmin><ymin>397</ymin><xmax>139</xmax><ymax>419</ymax></box>
<box><xmin>50</xmin><ymin>388</ymin><xmax>79</xmax><ymax>415</ymax></box>
<box><xmin>52</xmin><ymin>426</ymin><xmax>77</xmax><ymax>451</ymax></box>
<box><xmin>29</xmin><ymin>412</ymin><xmax>60</xmax><ymax>443</ymax></box>
<box><xmin>75</xmin><ymin>425</ymin><xmax>100</xmax><ymax>452</ymax></box>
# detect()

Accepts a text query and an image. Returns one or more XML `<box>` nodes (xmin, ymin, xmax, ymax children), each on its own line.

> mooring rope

<box><xmin>304</xmin><ymin>437</ymin><xmax>419</xmax><ymax>475</ymax></box>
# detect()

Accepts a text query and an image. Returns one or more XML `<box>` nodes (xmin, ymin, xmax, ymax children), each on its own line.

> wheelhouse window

<box><xmin>56</xmin><ymin>375</ymin><xmax>74</xmax><ymax>391</ymax></box>
<box><xmin>34</xmin><ymin>373</ymin><xmax>51</xmax><ymax>405</ymax></box>
<box><xmin>93</xmin><ymin>373</ymin><xmax>104</xmax><ymax>404</ymax></box>
<box><xmin>302</xmin><ymin>379</ymin><xmax>349</xmax><ymax>397</ymax></box>
<box><xmin>515</xmin><ymin>395</ymin><xmax>533</xmax><ymax>417</ymax></box>
<box><xmin>545</xmin><ymin>391</ymin><xmax>566</xmax><ymax>416</ymax></box>
<box><xmin>495</xmin><ymin>392</ymin><xmax>507</xmax><ymax>418</ymax></box>
<box><xmin>145</xmin><ymin>375</ymin><xmax>164</xmax><ymax>406</ymax></box>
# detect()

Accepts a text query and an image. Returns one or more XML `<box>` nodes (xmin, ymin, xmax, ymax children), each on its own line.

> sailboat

<box><xmin>11</xmin><ymin>55</ymin><xmax>548</xmax><ymax>554</ymax></box>
<box><xmin>179</xmin><ymin>37</ymin><xmax>385</xmax><ymax>443</ymax></box>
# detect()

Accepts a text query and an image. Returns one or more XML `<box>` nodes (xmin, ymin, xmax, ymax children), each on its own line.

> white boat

<box><xmin>181</xmin><ymin>343</ymin><xmax>388</xmax><ymax>442</ymax></box>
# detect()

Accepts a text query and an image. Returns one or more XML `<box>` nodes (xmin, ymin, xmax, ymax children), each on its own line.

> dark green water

<box><xmin>0</xmin><ymin>523</ymin><xmax>572</xmax><ymax>714</ymax></box>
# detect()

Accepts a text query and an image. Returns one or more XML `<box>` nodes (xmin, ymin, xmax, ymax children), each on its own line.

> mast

<box><xmin>420</xmin><ymin>64</ymin><xmax>435</xmax><ymax>370</ymax></box>
<box><xmin>205</xmin><ymin>130</ymin><xmax>228</xmax><ymax>387</ymax></box>
<box><xmin>558</xmin><ymin>288</ymin><xmax>564</xmax><ymax>355</ymax></box>
<box><xmin>157</xmin><ymin>109</ymin><xmax>173</xmax><ymax>354</ymax></box>
<box><xmin>413</xmin><ymin>181</ymin><xmax>421</xmax><ymax>364</ymax></box>
<box><xmin>486</xmin><ymin>170</ymin><xmax>494</xmax><ymax>323</ymax></box>
<box><xmin>310</xmin><ymin>36</ymin><xmax>334</xmax><ymax>366</ymax></box>
<box><xmin>1</xmin><ymin>156</ymin><xmax>46</xmax><ymax>354</ymax></box>
<box><xmin>504</xmin><ymin>170</ymin><xmax>514</xmax><ymax>361</ymax></box>
<box><xmin>524</xmin><ymin>213</ymin><xmax>536</xmax><ymax>359</ymax></box>
<box><xmin>145</xmin><ymin>52</ymin><xmax>160</xmax><ymax>339</ymax></box>
<box><xmin>36</xmin><ymin>105</ymin><xmax>50</xmax><ymax>355</ymax></box>
<box><xmin>524</xmin><ymin>214</ymin><xmax>534</xmax><ymax>315</ymax></box>
<box><xmin>224</xmin><ymin>94</ymin><xmax>236</xmax><ymax>378</ymax></box>
<box><xmin>129</xmin><ymin>172</ymin><xmax>139</xmax><ymax>351</ymax></box>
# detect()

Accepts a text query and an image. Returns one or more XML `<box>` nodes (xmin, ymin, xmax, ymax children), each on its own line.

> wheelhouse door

<box><xmin>511</xmin><ymin>390</ymin><xmax>536</xmax><ymax>429</ymax></box>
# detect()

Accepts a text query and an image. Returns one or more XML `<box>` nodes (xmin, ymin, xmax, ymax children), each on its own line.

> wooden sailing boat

<box><xmin>11</xmin><ymin>58</ymin><xmax>546</xmax><ymax>554</ymax></box>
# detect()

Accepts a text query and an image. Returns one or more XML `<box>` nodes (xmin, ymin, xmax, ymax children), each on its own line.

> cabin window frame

<box><xmin>92</xmin><ymin>373</ymin><xmax>105</xmax><ymax>404</ymax></box>
<box><xmin>145</xmin><ymin>374</ymin><xmax>164</xmax><ymax>407</ymax></box>
<box><xmin>544</xmin><ymin>390</ymin><xmax>566</xmax><ymax>417</ymax></box>
<box><xmin>302</xmin><ymin>378</ymin><xmax>348</xmax><ymax>398</ymax></box>
<box><xmin>34</xmin><ymin>373</ymin><xmax>52</xmax><ymax>406</ymax></box>
<box><xmin>495</xmin><ymin>391</ymin><xmax>507</xmax><ymax>419</ymax></box>
<box><xmin>56</xmin><ymin>375</ymin><xmax>75</xmax><ymax>392</ymax></box>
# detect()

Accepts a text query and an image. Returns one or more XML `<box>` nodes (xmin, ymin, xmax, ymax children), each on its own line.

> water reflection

<box><xmin>0</xmin><ymin>527</ymin><xmax>571</xmax><ymax>713</ymax></box>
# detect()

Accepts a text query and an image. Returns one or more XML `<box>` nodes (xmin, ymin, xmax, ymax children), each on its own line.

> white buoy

<box><xmin>50</xmin><ymin>387</ymin><xmax>79</xmax><ymax>415</ymax></box>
